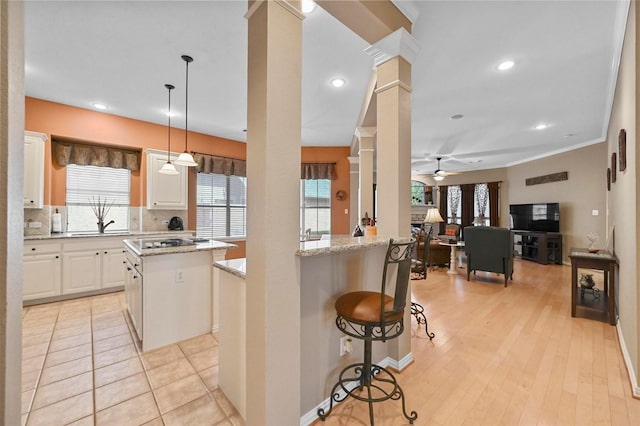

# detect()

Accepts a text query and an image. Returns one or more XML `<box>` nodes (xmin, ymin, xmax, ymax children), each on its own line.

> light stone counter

<box><xmin>123</xmin><ymin>238</ymin><xmax>236</xmax><ymax>257</ymax></box>
<box><xmin>296</xmin><ymin>234</ymin><xmax>410</xmax><ymax>257</ymax></box>
<box><xmin>213</xmin><ymin>258</ymin><xmax>246</xmax><ymax>279</ymax></box>
<box><xmin>24</xmin><ymin>230</ymin><xmax>193</xmax><ymax>241</ymax></box>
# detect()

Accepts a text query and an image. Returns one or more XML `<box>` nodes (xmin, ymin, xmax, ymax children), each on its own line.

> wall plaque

<box><xmin>525</xmin><ymin>171</ymin><xmax>568</xmax><ymax>186</ymax></box>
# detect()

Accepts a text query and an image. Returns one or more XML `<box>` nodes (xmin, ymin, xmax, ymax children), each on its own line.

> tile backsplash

<box><xmin>23</xmin><ymin>206</ymin><xmax>188</xmax><ymax>236</ymax></box>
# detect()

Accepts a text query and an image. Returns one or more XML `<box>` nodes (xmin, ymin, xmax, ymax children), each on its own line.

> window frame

<box><xmin>196</xmin><ymin>172</ymin><xmax>247</xmax><ymax>239</ymax></box>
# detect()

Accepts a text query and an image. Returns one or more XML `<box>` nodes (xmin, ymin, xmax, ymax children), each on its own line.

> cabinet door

<box><xmin>147</xmin><ymin>152</ymin><xmax>188</xmax><ymax>209</ymax></box>
<box><xmin>102</xmin><ymin>249</ymin><xmax>127</xmax><ymax>288</ymax></box>
<box><xmin>62</xmin><ymin>251</ymin><xmax>101</xmax><ymax>294</ymax></box>
<box><xmin>24</xmin><ymin>132</ymin><xmax>46</xmax><ymax>209</ymax></box>
<box><xmin>23</xmin><ymin>254</ymin><xmax>62</xmax><ymax>300</ymax></box>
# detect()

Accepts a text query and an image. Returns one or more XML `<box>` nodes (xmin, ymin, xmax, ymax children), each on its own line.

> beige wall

<box><xmin>607</xmin><ymin>0</ymin><xmax>638</xmax><ymax>386</ymax></box>
<box><xmin>507</xmin><ymin>143</ymin><xmax>607</xmax><ymax>262</ymax></box>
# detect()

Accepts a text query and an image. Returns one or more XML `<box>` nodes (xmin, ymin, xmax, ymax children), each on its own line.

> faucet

<box><xmin>98</xmin><ymin>220</ymin><xmax>115</xmax><ymax>233</ymax></box>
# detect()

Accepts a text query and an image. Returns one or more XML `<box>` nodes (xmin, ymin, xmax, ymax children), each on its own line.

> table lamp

<box><xmin>423</xmin><ymin>208</ymin><xmax>444</xmax><ymax>234</ymax></box>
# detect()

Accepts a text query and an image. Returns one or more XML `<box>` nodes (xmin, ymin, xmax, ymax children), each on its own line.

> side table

<box><xmin>439</xmin><ymin>241</ymin><xmax>465</xmax><ymax>275</ymax></box>
<box><xmin>569</xmin><ymin>248</ymin><xmax>618</xmax><ymax>325</ymax></box>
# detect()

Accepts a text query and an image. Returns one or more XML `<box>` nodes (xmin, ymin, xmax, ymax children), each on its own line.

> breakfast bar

<box><xmin>214</xmin><ymin>235</ymin><xmax>413</xmax><ymax>424</ymax></box>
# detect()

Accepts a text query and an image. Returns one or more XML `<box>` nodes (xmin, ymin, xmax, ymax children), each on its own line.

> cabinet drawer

<box><xmin>24</xmin><ymin>242</ymin><xmax>62</xmax><ymax>255</ymax></box>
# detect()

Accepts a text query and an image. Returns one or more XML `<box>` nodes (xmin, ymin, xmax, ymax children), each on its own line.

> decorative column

<box><xmin>365</xmin><ymin>28</ymin><xmax>418</xmax><ymax>367</ymax></box>
<box><xmin>347</xmin><ymin>156</ymin><xmax>359</xmax><ymax>230</ymax></box>
<box><xmin>245</xmin><ymin>1</ymin><xmax>303</xmax><ymax>424</ymax></box>
<box><xmin>355</xmin><ymin>127</ymin><xmax>376</xmax><ymax>223</ymax></box>
<box><xmin>0</xmin><ymin>1</ymin><xmax>25</xmax><ymax>424</ymax></box>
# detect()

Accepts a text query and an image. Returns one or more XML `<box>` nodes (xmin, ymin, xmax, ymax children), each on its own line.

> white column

<box><xmin>0</xmin><ymin>1</ymin><xmax>25</xmax><ymax>424</ymax></box>
<box><xmin>365</xmin><ymin>27</ymin><xmax>418</xmax><ymax>365</ymax></box>
<box><xmin>347</xmin><ymin>156</ymin><xmax>359</xmax><ymax>231</ymax></box>
<box><xmin>245</xmin><ymin>1</ymin><xmax>303</xmax><ymax>424</ymax></box>
<box><xmin>355</xmin><ymin>127</ymin><xmax>376</xmax><ymax>224</ymax></box>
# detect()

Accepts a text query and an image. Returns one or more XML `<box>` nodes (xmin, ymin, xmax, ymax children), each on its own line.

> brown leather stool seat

<box><xmin>318</xmin><ymin>238</ymin><xmax>418</xmax><ymax>425</ymax></box>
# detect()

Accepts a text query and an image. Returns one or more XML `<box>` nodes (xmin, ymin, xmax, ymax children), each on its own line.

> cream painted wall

<box><xmin>606</xmin><ymin>0</ymin><xmax>638</xmax><ymax>387</ymax></box>
<box><xmin>507</xmin><ymin>143</ymin><xmax>607</xmax><ymax>262</ymax></box>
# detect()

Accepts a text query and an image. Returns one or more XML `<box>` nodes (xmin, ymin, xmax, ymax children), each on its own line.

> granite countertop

<box><xmin>124</xmin><ymin>238</ymin><xmax>236</xmax><ymax>257</ymax></box>
<box><xmin>213</xmin><ymin>258</ymin><xmax>246</xmax><ymax>279</ymax></box>
<box><xmin>25</xmin><ymin>230</ymin><xmax>193</xmax><ymax>241</ymax></box>
<box><xmin>296</xmin><ymin>235</ymin><xmax>410</xmax><ymax>257</ymax></box>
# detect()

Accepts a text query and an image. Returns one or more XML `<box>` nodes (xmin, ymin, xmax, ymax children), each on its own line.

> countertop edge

<box><xmin>295</xmin><ymin>235</ymin><xmax>411</xmax><ymax>257</ymax></box>
<box><xmin>213</xmin><ymin>259</ymin><xmax>246</xmax><ymax>279</ymax></box>
<box><xmin>124</xmin><ymin>239</ymin><xmax>236</xmax><ymax>257</ymax></box>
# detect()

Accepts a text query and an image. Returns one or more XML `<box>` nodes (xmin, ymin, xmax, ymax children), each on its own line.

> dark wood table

<box><xmin>569</xmin><ymin>248</ymin><xmax>618</xmax><ymax>325</ymax></box>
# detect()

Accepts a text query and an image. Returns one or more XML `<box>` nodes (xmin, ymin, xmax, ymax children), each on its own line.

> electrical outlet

<box><xmin>28</xmin><ymin>221</ymin><xmax>42</xmax><ymax>229</ymax></box>
<box><xmin>175</xmin><ymin>270</ymin><xmax>184</xmax><ymax>283</ymax></box>
<box><xmin>340</xmin><ymin>336</ymin><xmax>352</xmax><ymax>356</ymax></box>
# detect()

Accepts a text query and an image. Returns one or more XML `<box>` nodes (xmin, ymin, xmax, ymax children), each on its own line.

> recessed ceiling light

<box><xmin>450</xmin><ymin>114</ymin><xmax>464</xmax><ymax>120</ymax></box>
<box><xmin>92</xmin><ymin>103</ymin><xmax>109</xmax><ymax>111</ymax></box>
<box><xmin>301</xmin><ymin>0</ymin><xmax>316</xmax><ymax>14</ymax></box>
<box><xmin>497</xmin><ymin>60</ymin><xmax>515</xmax><ymax>71</ymax></box>
<box><xmin>330</xmin><ymin>78</ymin><xmax>345</xmax><ymax>88</ymax></box>
<box><xmin>535</xmin><ymin>123</ymin><xmax>548</xmax><ymax>130</ymax></box>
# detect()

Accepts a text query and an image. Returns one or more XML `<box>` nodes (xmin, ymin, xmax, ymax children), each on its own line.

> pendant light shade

<box><xmin>173</xmin><ymin>54</ymin><xmax>198</xmax><ymax>167</ymax></box>
<box><xmin>159</xmin><ymin>83</ymin><xmax>180</xmax><ymax>175</ymax></box>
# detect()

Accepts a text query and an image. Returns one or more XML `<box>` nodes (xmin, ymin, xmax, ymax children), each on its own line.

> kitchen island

<box><xmin>123</xmin><ymin>237</ymin><xmax>235</xmax><ymax>352</ymax></box>
<box><xmin>214</xmin><ymin>235</ymin><xmax>413</xmax><ymax>424</ymax></box>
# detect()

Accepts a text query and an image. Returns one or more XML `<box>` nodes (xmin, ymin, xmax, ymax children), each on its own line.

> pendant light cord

<box><xmin>165</xmin><ymin>84</ymin><xmax>174</xmax><ymax>162</ymax></box>
<box><xmin>182</xmin><ymin>55</ymin><xmax>194</xmax><ymax>153</ymax></box>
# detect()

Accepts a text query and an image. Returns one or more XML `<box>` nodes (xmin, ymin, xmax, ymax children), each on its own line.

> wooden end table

<box><xmin>569</xmin><ymin>248</ymin><xmax>617</xmax><ymax>325</ymax></box>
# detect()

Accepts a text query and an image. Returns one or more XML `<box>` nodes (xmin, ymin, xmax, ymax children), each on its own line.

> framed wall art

<box><xmin>619</xmin><ymin>129</ymin><xmax>626</xmax><ymax>171</ymax></box>
<box><xmin>611</xmin><ymin>152</ymin><xmax>617</xmax><ymax>183</ymax></box>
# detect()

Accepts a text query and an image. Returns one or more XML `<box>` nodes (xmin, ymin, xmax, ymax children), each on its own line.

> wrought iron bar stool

<box><xmin>411</xmin><ymin>226</ymin><xmax>435</xmax><ymax>339</ymax></box>
<box><xmin>317</xmin><ymin>238</ymin><xmax>418</xmax><ymax>425</ymax></box>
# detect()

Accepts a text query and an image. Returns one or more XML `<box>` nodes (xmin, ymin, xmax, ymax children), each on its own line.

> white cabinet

<box><xmin>62</xmin><ymin>250</ymin><xmax>102</xmax><ymax>294</ymax></box>
<box><xmin>146</xmin><ymin>150</ymin><xmax>188</xmax><ymax>210</ymax></box>
<box><xmin>102</xmin><ymin>248</ymin><xmax>127</xmax><ymax>289</ymax></box>
<box><xmin>24</xmin><ymin>131</ymin><xmax>46</xmax><ymax>209</ymax></box>
<box><xmin>23</xmin><ymin>242</ymin><xmax>62</xmax><ymax>300</ymax></box>
<box><xmin>124</xmin><ymin>253</ymin><xmax>143</xmax><ymax>341</ymax></box>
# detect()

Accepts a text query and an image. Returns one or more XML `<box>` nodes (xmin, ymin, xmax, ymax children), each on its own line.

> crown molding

<box><xmin>245</xmin><ymin>0</ymin><xmax>305</xmax><ymax>21</ymax></box>
<box><xmin>363</xmin><ymin>27</ymin><xmax>419</xmax><ymax>67</ymax></box>
<box><xmin>355</xmin><ymin>127</ymin><xmax>377</xmax><ymax>139</ymax></box>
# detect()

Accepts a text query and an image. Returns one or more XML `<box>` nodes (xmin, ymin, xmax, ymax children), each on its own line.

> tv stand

<box><xmin>513</xmin><ymin>231</ymin><xmax>562</xmax><ymax>265</ymax></box>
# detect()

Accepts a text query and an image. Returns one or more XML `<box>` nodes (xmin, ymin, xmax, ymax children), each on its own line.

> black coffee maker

<box><xmin>168</xmin><ymin>216</ymin><xmax>184</xmax><ymax>231</ymax></box>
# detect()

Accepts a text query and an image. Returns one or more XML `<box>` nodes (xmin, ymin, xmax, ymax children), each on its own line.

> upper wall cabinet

<box><xmin>24</xmin><ymin>131</ymin><xmax>47</xmax><ymax>209</ymax></box>
<box><xmin>146</xmin><ymin>149</ymin><xmax>188</xmax><ymax>210</ymax></box>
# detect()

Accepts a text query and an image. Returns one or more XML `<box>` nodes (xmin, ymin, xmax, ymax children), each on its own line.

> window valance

<box><xmin>52</xmin><ymin>139</ymin><xmax>141</xmax><ymax>171</ymax></box>
<box><xmin>194</xmin><ymin>153</ymin><xmax>246</xmax><ymax>177</ymax></box>
<box><xmin>301</xmin><ymin>163</ymin><xmax>337</xmax><ymax>180</ymax></box>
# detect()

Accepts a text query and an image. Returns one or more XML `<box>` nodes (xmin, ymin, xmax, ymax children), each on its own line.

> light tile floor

<box><xmin>21</xmin><ymin>292</ymin><xmax>244</xmax><ymax>426</ymax></box>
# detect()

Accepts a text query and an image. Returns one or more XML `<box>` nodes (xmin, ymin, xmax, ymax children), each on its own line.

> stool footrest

<box><xmin>317</xmin><ymin>362</ymin><xmax>417</xmax><ymax>425</ymax></box>
<box><xmin>411</xmin><ymin>302</ymin><xmax>435</xmax><ymax>339</ymax></box>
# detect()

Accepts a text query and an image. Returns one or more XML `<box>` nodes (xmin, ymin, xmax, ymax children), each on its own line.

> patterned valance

<box><xmin>52</xmin><ymin>139</ymin><xmax>141</xmax><ymax>171</ymax></box>
<box><xmin>301</xmin><ymin>163</ymin><xmax>337</xmax><ymax>180</ymax></box>
<box><xmin>194</xmin><ymin>153</ymin><xmax>246</xmax><ymax>177</ymax></box>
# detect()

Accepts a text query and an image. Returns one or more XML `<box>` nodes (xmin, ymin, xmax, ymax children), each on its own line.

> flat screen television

<box><xmin>509</xmin><ymin>203</ymin><xmax>560</xmax><ymax>232</ymax></box>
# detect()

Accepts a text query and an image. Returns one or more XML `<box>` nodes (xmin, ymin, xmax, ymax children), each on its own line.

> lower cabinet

<box><xmin>62</xmin><ymin>250</ymin><xmax>102</xmax><ymax>294</ymax></box>
<box><xmin>102</xmin><ymin>248</ymin><xmax>127</xmax><ymax>289</ymax></box>
<box><xmin>23</xmin><ymin>253</ymin><xmax>62</xmax><ymax>300</ymax></box>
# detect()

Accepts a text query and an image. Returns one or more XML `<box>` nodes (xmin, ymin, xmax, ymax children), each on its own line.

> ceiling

<box><xmin>24</xmin><ymin>1</ymin><xmax>628</xmax><ymax>176</ymax></box>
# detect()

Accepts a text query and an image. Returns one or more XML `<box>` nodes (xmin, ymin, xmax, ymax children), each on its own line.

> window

<box><xmin>301</xmin><ymin>179</ymin><xmax>331</xmax><ymax>236</ymax></box>
<box><xmin>66</xmin><ymin>165</ymin><xmax>130</xmax><ymax>233</ymax></box>
<box><xmin>474</xmin><ymin>183</ymin><xmax>490</xmax><ymax>225</ymax></box>
<box><xmin>447</xmin><ymin>185</ymin><xmax>461</xmax><ymax>224</ymax></box>
<box><xmin>196</xmin><ymin>173</ymin><xmax>247</xmax><ymax>238</ymax></box>
<box><xmin>411</xmin><ymin>180</ymin><xmax>425</xmax><ymax>205</ymax></box>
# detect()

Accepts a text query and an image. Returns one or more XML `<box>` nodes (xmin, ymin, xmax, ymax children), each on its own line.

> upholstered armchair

<box><xmin>464</xmin><ymin>226</ymin><xmax>514</xmax><ymax>287</ymax></box>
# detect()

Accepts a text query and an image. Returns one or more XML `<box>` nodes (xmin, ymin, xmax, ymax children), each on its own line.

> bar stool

<box><xmin>411</xmin><ymin>226</ymin><xmax>435</xmax><ymax>339</ymax></box>
<box><xmin>317</xmin><ymin>238</ymin><xmax>418</xmax><ymax>425</ymax></box>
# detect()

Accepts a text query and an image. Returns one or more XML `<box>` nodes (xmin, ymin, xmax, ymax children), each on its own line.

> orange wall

<box><xmin>25</xmin><ymin>97</ymin><xmax>351</xmax><ymax>236</ymax></box>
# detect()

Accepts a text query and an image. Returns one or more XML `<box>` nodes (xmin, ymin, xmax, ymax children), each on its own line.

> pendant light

<box><xmin>159</xmin><ymin>84</ymin><xmax>179</xmax><ymax>175</ymax></box>
<box><xmin>174</xmin><ymin>54</ymin><xmax>198</xmax><ymax>167</ymax></box>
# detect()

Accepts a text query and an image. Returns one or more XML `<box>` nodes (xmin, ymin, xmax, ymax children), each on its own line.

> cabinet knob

<box><xmin>127</xmin><ymin>267</ymin><xmax>132</xmax><ymax>271</ymax></box>
<box><xmin>96</xmin><ymin>252</ymin><xmax>99</xmax><ymax>255</ymax></box>
<box><xmin>122</xmin><ymin>261</ymin><xmax>126</xmax><ymax>264</ymax></box>
<box><xmin>104</xmin><ymin>251</ymin><xmax>108</xmax><ymax>254</ymax></box>
<box><xmin>133</xmin><ymin>275</ymin><xmax>138</xmax><ymax>279</ymax></box>
<box><xmin>55</xmin><ymin>255</ymin><xmax>59</xmax><ymax>259</ymax></box>
<box><xmin>30</xmin><ymin>200</ymin><xmax>34</xmax><ymax>204</ymax></box>
<box><xmin>154</xmin><ymin>202</ymin><xmax>157</xmax><ymax>205</ymax></box>
<box><xmin>31</xmin><ymin>248</ymin><xmax>36</xmax><ymax>251</ymax></box>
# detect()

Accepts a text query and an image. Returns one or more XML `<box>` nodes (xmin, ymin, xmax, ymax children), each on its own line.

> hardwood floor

<box><xmin>313</xmin><ymin>258</ymin><xmax>640</xmax><ymax>425</ymax></box>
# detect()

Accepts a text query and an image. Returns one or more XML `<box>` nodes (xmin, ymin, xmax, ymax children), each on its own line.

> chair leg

<box><xmin>410</xmin><ymin>302</ymin><xmax>435</xmax><ymax>339</ymax></box>
<box><xmin>317</xmin><ymin>326</ymin><xmax>418</xmax><ymax>424</ymax></box>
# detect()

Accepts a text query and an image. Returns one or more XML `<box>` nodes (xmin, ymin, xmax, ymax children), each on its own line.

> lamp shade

<box><xmin>159</xmin><ymin>161</ymin><xmax>179</xmax><ymax>175</ymax></box>
<box><xmin>174</xmin><ymin>152</ymin><xmax>198</xmax><ymax>167</ymax></box>
<box><xmin>423</xmin><ymin>208</ymin><xmax>444</xmax><ymax>223</ymax></box>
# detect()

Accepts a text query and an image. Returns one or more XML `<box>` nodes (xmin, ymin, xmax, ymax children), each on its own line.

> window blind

<box><xmin>196</xmin><ymin>173</ymin><xmax>247</xmax><ymax>238</ymax></box>
<box><xmin>66</xmin><ymin>165</ymin><xmax>130</xmax><ymax>232</ymax></box>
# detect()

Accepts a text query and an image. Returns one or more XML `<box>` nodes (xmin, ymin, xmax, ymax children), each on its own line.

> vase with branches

<box><xmin>90</xmin><ymin>196</ymin><xmax>115</xmax><ymax>233</ymax></box>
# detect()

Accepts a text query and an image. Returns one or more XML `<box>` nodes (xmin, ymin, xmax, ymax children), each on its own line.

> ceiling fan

<box><xmin>433</xmin><ymin>157</ymin><xmax>447</xmax><ymax>181</ymax></box>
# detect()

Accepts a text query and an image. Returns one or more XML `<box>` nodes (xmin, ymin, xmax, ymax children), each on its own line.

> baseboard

<box><xmin>616</xmin><ymin>322</ymin><xmax>640</xmax><ymax>398</ymax></box>
<box><xmin>299</xmin><ymin>352</ymin><xmax>413</xmax><ymax>426</ymax></box>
